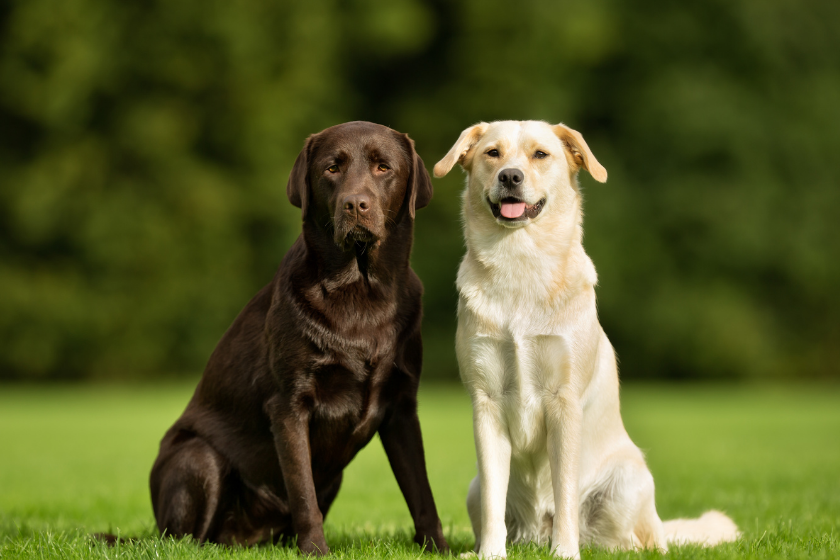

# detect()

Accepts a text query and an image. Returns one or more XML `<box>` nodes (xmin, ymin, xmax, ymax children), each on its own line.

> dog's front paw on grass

<box><xmin>297</xmin><ymin>535</ymin><xmax>330</xmax><ymax>556</ymax></box>
<box><xmin>550</xmin><ymin>544</ymin><xmax>580</xmax><ymax>559</ymax></box>
<box><xmin>414</xmin><ymin>532</ymin><xmax>450</xmax><ymax>554</ymax></box>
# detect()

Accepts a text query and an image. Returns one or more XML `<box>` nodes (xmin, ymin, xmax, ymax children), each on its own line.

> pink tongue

<box><xmin>500</xmin><ymin>202</ymin><xmax>526</xmax><ymax>219</ymax></box>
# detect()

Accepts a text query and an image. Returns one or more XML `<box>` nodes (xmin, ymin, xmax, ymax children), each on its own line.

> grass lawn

<box><xmin>0</xmin><ymin>382</ymin><xmax>838</xmax><ymax>559</ymax></box>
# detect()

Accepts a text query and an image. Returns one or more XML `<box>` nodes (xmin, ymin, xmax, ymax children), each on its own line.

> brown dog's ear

<box><xmin>552</xmin><ymin>123</ymin><xmax>608</xmax><ymax>183</ymax></box>
<box><xmin>286</xmin><ymin>136</ymin><xmax>313</xmax><ymax>218</ymax></box>
<box><xmin>433</xmin><ymin>122</ymin><xmax>489</xmax><ymax>178</ymax></box>
<box><xmin>401</xmin><ymin>134</ymin><xmax>433</xmax><ymax>219</ymax></box>
<box><xmin>408</xmin><ymin>151</ymin><xmax>433</xmax><ymax>218</ymax></box>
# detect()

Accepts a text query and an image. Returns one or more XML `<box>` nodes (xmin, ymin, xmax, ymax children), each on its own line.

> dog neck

<box><xmin>458</xmin><ymin>189</ymin><xmax>597</xmax><ymax>306</ymax></box>
<box><xmin>300</xmin><ymin>220</ymin><xmax>413</xmax><ymax>292</ymax></box>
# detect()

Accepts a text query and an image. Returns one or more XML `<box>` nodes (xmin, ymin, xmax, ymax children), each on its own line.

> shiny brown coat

<box><xmin>149</xmin><ymin>121</ymin><xmax>447</xmax><ymax>555</ymax></box>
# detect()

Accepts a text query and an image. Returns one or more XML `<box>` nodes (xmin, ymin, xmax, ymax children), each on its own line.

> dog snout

<box><xmin>334</xmin><ymin>190</ymin><xmax>381</xmax><ymax>249</ymax></box>
<box><xmin>342</xmin><ymin>193</ymin><xmax>371</xmax><ymax>218</ymax></box>
<box><xmin>498</xmin><ymin>168</ymin><xmax>524</xmax><ymax>189</ymax></box>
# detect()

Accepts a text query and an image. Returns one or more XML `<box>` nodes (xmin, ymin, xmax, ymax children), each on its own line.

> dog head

<box><xmin>287</xmin><ymin>121</ymin><xmax>432</xmax><ymax>250</ymax></box>
<box><xmin>433</xmin><ymin>121</ymin><xmax>606</xmax><ymax>230</ymax></box>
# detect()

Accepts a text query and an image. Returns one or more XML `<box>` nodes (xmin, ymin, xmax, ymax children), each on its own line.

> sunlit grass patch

<box><xmin>1</xmin><ymin>382</ymin><xmax>838</xmax><ymax>559</ymax></box>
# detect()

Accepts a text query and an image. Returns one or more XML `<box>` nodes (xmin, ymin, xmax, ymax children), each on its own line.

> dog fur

<box><xmin>149</xmin><ymin>121</ymin><xmax>448</xmax><ymax>555</ymax></box>
<box><xmin>434</xmin><ymin>120</ymin><xmax>739</xmax><ymax>558</ymax></box>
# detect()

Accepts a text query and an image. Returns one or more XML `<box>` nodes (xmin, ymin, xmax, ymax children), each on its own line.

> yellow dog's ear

<box><xmin>433</xmin><ymin>123</ymin><xmax>489</xmax><ymax>178</ymax></box>
<box><xmin>552</xmin><ymin>123</ymin><xmax>608</xmax><ymax>183</ymax></box>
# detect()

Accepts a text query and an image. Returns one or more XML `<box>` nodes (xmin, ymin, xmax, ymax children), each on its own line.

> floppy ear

<box><xmin>433</xmin><ymin>122</ymin><xmax>489</xmax><ymax>178</ymax></box>
<box><xmin>408</xmin><ymin>151</ymin><xmax>433</xmax><ymax>219</ymax></box>
<box><xmin>552</xmin><ymin>123</ymin><xmax>608</xmax><ymax>183</ymax></box>
<box><xmin>400</xmin><ymin>134</ymin><xmax>434</xmax><ymax>219</ymax></box>
<box><xmin>286</xmin><ymin>136</ymin><xmax>313</xmax><ymax>218</ymax></box>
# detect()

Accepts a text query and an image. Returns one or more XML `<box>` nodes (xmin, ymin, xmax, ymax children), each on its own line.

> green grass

<box><xmin>1</xmin><ymin>382</ymin><xmax>838</xmax><ymax>559</ymax></box>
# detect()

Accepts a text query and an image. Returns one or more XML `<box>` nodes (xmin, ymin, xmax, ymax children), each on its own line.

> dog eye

<box><xmin>486</xmin><ymin>149</ymin><xmax>500</xmax><ymax>158</ymax></box>
<box><xmin>534</xmin><ymin>150</ymin><xmax>548</xmax><ymax>159</ymax></box>
<box><xmin>377</xmin><ymin>164</ymin><xmax>390</xmax><ymax>172</ymax></box>
<box><xmin>327</xmin><ymin>165</ymin><xmax>339</xmax><ymax>174</ymax></box>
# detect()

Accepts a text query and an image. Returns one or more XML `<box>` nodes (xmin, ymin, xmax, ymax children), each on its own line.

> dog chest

<box><xmin>305</xmin><ymin>358</ymin><xmax>395</xmax><ymax>462</ymax></box>
<box><xmin>458</xmin><ymin>324</ymin><xmax>574</xmax><ymax>454</ymax></box>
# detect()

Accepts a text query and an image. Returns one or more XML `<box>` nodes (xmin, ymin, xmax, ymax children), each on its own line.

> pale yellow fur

<box><xmin>435</xmin><ymin>121</ymin><xmax>739</xmax><ymax>559</ymax></box>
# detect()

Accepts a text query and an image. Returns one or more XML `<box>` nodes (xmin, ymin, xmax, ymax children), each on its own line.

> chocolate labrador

<box><xmin>149</xmin><ymin>121</ymin><xmax>448</xmax><ymax>555</ymax></box>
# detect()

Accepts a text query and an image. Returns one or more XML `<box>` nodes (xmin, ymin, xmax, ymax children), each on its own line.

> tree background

<box><xmin>1</xmin><ymin>0</ymin><xmax>838</xmax><ymax>382</ymax></box>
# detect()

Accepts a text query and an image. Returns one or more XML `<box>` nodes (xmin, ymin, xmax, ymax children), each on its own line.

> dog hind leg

<box><xmin>579</xmin><ymin>456</ymin><xmax>666</xmax><ymax>552</ymax></box>
<box><xmin>629</xmin><ymin>468</ymin><xmax>667</xmax><ymax>552</ymax></box>
<box><xmin>150</xmin><ymin>433</ymin><xmax>230</xmax><ymax>543</ymax></box>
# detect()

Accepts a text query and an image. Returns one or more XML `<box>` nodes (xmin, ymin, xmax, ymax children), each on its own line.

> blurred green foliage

<box><xmin>1</xmin><ymin>0</ymin><xmax>838</xmax><ymax>380</ymax></box>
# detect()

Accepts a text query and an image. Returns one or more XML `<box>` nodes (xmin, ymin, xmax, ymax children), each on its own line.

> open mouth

<box><xmin>488</xmin><ymin>197</ymin><xmax>546</xmax><ymax>222</ymax></box>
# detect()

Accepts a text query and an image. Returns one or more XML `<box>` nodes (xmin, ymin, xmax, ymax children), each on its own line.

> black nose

<box><xmin>498</xmin><ymin>168</ymin><xmax>524</xmax><ymax>188</ymax></box>
<box><xmin>342</xmin><ymin>194</ymin><xmax>370</xmax><ymax>216</ymax></box>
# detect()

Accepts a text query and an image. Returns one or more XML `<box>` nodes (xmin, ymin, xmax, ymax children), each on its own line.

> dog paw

<box><xmin>414</xmin><ymin>531</ymin><xmax>450</xmax><ymax>554</ymax></box>
<box><xmin>459</xmin><ymin>552</ymin><xmax>477</xmax><ymax>558</ymax></box>
<box><xmin>297</xmin><ymin>535</ymin><xmax>330</xmax><ymax>556</ymax></box>
<box><xmin>550</xmin><ymin>545</ymin><xmax>580</xmax><ymax>559</ymax></box>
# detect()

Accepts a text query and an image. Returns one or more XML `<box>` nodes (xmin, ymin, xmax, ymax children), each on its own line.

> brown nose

<box><xmin>342</xmin><ymin>194</ymin><xmax>370</xmax><ymax>216</ymax></box>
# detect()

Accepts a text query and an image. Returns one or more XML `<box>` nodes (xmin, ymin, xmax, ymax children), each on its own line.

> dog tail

<box><xmin>662</xmin><ymin>510</ymin><xmax>740</xmax><ymax>546</ymax></box>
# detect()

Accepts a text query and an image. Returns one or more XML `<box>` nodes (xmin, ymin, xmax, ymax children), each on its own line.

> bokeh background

<box><xmin>1</xmin><ymin>0</ymin><xmax>838</xmax><ymax>383</ymax></box>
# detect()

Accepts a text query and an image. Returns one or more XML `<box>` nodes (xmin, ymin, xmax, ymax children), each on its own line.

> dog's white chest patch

<box><xmin>510</xmin><ymin>333</ymin><xmax>571</xmax><ymax>454</ymax></box>
<box><xmin>461</xmin><ymin>327</ymin><xmax>571</xmax><ymax>455</ymax></box>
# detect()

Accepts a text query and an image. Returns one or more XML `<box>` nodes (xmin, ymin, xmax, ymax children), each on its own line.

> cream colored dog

<box><xmin>434</xmin><ymin>121</ymin><xmax>739</xmax><ymax>559</ymax></box>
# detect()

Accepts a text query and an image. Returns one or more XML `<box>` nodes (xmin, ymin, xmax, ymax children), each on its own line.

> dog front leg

<box><xmin>472</xmin><ymin>393</ymin><xmax>511</xmax><ymax>559</ymax></box>
<box><xmin>379</xmin><ymin>398</ymin><xmax>449</xmax><ymax>553</ymax></box>
<box><xmin>268</xmin><ymin>401</ymin><xmax>329</xmax><ymax>556</ymax></box>
<box><xmin>545</xmin><ymin>389</ymin><xmax>582</xmax><ymax>559</ymax></box>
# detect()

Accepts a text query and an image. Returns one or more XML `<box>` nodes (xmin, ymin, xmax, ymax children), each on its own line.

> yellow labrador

<box><xmin>434</xmin><ymin>121</ymin><xmax>738</xmax><ymax>559</ymax></box>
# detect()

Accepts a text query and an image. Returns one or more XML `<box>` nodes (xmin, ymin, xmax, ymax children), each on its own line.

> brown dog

<box><xmin>149</xmin><ymin>121</ymin><xmax>448</xmax><ymax>555</ymax></box>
